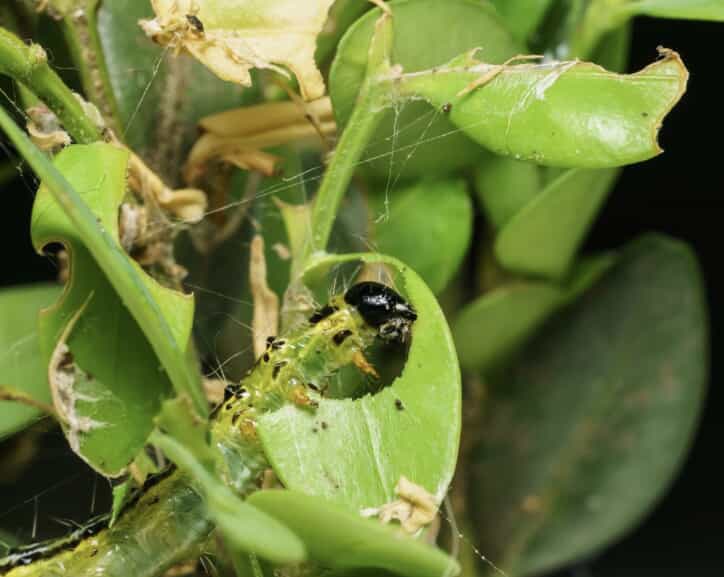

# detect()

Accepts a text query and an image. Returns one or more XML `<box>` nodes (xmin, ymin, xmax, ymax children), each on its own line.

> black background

<box><xmin>1</xmin><ymin>14</ymin><xmax>721</xmax><ymax>577</ymax></box>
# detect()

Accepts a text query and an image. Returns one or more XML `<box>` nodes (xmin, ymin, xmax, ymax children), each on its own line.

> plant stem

<box><xmin>0</xmin><ymin>26</ymin><xmax>101</xmax><ymax>143</ymax></box>
<box><xmin>305</xmin><ymin>11</ymin><xmax>394</xmax><ymax>263</ymax></box>
<box><xmin>308</xmin><ymin>82</ymin><xmax>386</xmax><ymax>259</ymax></box>
<box><xmin>61</xmin><ymin>0</ymin><xmax>124</xmax><ymax>136</ymax></box>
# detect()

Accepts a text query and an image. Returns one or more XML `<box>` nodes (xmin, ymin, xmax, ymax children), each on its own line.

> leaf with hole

<box><xmin>259</xmin><ymin>253</ymin><xmax>460</xmax><ymax>514</ymax></box>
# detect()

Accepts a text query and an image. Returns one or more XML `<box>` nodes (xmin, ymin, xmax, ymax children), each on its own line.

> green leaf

<box><xmin>474</xmin><ymin>155</ymin><xmax>542</xmax><ymax>230</ymax></box>
<box><xmin>329</xmin><ymin>0</ymin><xmax>521</xmax><ymax>179</ymax></box>
<box><xmin>370</xmin><ymin>178</ymin><xmax>473</xmax><ymax>293</ymax></box>
<box><xmin>395</xmin><ymin>48</ymin><xmax>688</xmax><ymax>168</ymax></box>
<box><xmin>469</xmin><ymin>235</ymin><xmax>707</xmax><ymax>576</ymax></box>
<box><xmin>259</xmin><ymin>253</ymin><xmax>460</xmax><ymax>513</ymax></box>
<box><xmin>316</xmin><ymin>0</ymin><xmax>372</xmax><ymax>65</ymax></box>
<box><xmin>454</xmin><ymin>256</ymin><xmax>613</xmax><ymax>373</ymax></box>
<box><xmin>27</xmin><ymin>142</ymin><xmax>202</xmax><ymax>474</ymax></box>
<box><xmin>491</xmin><ymin>0</ymin><xmax>555</xmax><ymax>44</ymax></box>
<box><xmin>619</xmin><ymin>0</ymin><xmax>724</xmax><ymax>21</ymax></box>
<box><xmin>248</xmin><ymin>490</ymin><xmax>460</xmax><ymax>577</ymax></box>
<box><xmin>0</xmin><ymin>283</ymin><xmax>60</xmax><ymax>438</ymax></box>
<box><xmin>150</xmin><ymin>432</ymin><xmax>306</xmax><ymax>565</ymax></box>
<box><xmin>495</xmin><ymin>168</ymin><xmax>619</xmax><ymax>279</ymax></box>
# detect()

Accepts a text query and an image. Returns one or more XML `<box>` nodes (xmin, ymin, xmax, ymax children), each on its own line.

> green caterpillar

<box><xmin>0</xmin><ymin>282</ymin><xmax>417</xmax><ymax>577</ymax></box>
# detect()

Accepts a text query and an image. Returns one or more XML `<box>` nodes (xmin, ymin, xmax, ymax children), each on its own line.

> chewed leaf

<box><xmin>141</xmin><ymin>0</ymin><xmax>335</xmax><ymax>100</ymax></box>
<box><xmin>394</xmin><ymin>48</ymin><xmax>688</xmax><ymax>168</ymax></box>
<box><xmin>31</xmin><ymin>143</ymin><xmax>200</xmax><ymax>475</ymax></box>
<box><xmin>259</xmin><ymin>253</ymin><xmax>460</xmax><ymax>514</ymax></box>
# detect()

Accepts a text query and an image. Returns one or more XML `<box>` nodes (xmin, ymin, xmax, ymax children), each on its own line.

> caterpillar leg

<box><xmin>352</xmin><ymin>350</ymin><xmax>379</xmax><ymax>379</ymax></box>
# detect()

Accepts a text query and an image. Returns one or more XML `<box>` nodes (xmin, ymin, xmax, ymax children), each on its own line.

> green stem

<box><xmin>0</xmin><ymin>26</ymin><xmax>101</xmax><ymax>143</ymax></box>
<box><xmin>61</xmin><ymin>1</ymin><xmax>124</xmax><ymax>136</ymax></box>
<box><xmin>305</xmin><ymin>11</ymin><xmax>394</xmax><ymax>263</ymax></box>
<box><xmin>308</xmin><ymin>83</ymin><xmax>386</xmax><ymax>259</ymax></box>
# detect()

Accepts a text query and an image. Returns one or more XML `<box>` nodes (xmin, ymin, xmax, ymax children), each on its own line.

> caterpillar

<box><xmin>0</xmin><ymin>282</ymin><xmax>417</xmax><ymax>577</ymax></box>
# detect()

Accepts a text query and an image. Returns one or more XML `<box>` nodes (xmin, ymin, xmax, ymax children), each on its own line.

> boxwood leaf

<box><xmin>491</xmin><ymin>0</ymin><xmax>555</xmax><ymax>44</ymax></box>
<box><xmin>0</xmin><ymin>283</ymin><xmax>60</xmax><ymax>438</ymax></box>
<box><xmin>495</xmin><ymin>168</ymin><xmax>619</xmax><ymax>279</ymax></box>
<box><xmin>248</xmin><ymin>490</ymin><xmax>459</xmax><ymax>577</ymax></box>
<box><xmin>151</xmin><ymin>432</ymin><xmax>306</xmax><ymax>565</ymax></box>
<box><xmin>395</xmin><ymin>48</ymin><xmax>688</xmax><ymax>168</ymax></box>
<box><xmin>470</xmin><ymin>234</ymin><xmax>707</xmax><ymax>576</ymax></box>
<box><xmin>454</xmin><ymin>255</ymin><xmax>613</xmax><ymax>373</ymax></box>
<box><xmin>259</xmin><ymin>253</ymin><xmax>460</xmax><ymax>514</ymax></box>
<box><xmin>370</xmin><ymin>178</ymin><xmax>473</xmax><ymax>294</ymax></box>
<box><xmin>92</xmin><ymin>0</ymin><xmax>249</xmax><ymax>175</ymax></box>
<box><xmin>474</xmin><ymin>155</ymin><xmax>542</xmax><ymax>230</ymax></box>
<box><xmin>142</xmin><ymin>0</ymin><xmax>335</xmax><ymax>101</ymax></box>
<box><xmin>330</xmin><ymin>0</ymin><xmax>521</xmax><ymax>179</ymax></box>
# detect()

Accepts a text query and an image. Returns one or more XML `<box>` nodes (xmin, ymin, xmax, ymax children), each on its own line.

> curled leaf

<box><xmin>141</xmin><ymin>0</ymin><xmax>336</xmax><ymax>100</ymax></box>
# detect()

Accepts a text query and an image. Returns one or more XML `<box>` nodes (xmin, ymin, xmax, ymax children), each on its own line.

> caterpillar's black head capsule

<box><xmin>344</xmin><ymin>281</ymin><xmax>417</xmax><ymax>343</ymax></box>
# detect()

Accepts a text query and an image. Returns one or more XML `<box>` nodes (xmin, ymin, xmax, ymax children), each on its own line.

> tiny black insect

<box><xmin>442</xmin><ymin>102</ymin><xmax>452</xmax><ymax>113</ymax></box>
<box><xmin>344</xmin><ymin>281</ymin><xmax>417</xmax><ymax>343</ymax></box>
<box><xmin>186</xmin><ymin>14</ymin><xmax>204</xmax><ymax>32</ymax></box>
